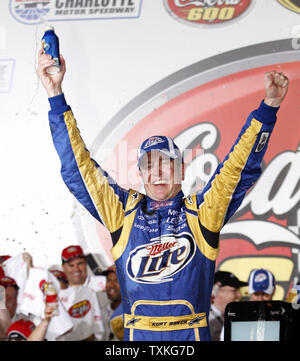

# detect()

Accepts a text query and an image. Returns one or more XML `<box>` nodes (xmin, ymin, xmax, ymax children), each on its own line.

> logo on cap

<box><xmin>67</xmin><ymin>246</ymin><xmax>79</xmax><ymax>254</ymax></box>
<box><xmin>144</xmin><ymin>136</ymin><xmax>165</xmax><ymax>149</ymax></box>
<box><xmin>7</xmin><ymin>320</ymin><xmax>35</xmax><ymax>340</ymax></box>
<box><xmin>62</xmin><ymin>245</ymin><xmax>84</xmax><ymax>262</ymax></box>
<box><xmin>254</xmin><ymin>273</ymin><xmax>268</xmax><ymax>283</ymax></box>
<box><xmin>0</xmin><ymin>276</ymin><xmax>17</xmax><ymax>287</ymax></box>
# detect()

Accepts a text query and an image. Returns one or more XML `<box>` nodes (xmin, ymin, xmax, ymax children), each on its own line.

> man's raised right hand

<box><xmin>36</xmin><ymin>49</ymin><xmax>66</xmax><ymax>98</ymax></box>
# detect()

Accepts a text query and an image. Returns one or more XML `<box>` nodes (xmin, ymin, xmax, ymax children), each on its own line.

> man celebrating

<box><xmin>37</xmin><ymin>50</ymin><xmax>289</xmax><ymax>341</ymax></box>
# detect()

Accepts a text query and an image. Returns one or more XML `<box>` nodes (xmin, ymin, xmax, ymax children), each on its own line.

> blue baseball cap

<box><xmin>248</xmin><ymin>269</ymin><xmax>275</xmax><ymax>295</ymax></box>
<box><xmin>137</xmin><ymin>136</ymin><xmax>182</xmax><ymax>167</ymax></box>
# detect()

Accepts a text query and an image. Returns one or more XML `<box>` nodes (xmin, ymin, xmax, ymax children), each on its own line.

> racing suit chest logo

<box><xmin>126</xmin><ymin>233</ymin><xmax>196</xmax><ymax>284</ymax></box>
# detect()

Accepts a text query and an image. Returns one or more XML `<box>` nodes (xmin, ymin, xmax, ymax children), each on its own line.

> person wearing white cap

<box><xmin>248</xmin><ymin>268</ymin><xmax>276</xmax><ymax>301</ymax></box>
<box><xmin>37</xmin><ymin>47</ymin><xmax>289</xmax><ymax>341</ymax></box>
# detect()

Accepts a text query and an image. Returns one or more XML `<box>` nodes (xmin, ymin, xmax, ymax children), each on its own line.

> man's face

<box><xmin>139</xmin><ymin>151</ymin><xmax>183</xmax><ymax>201</ymax></box>
<box><xmin>105</xmin><ymin>272</ymin><xmax>121</xmax><ymax>304</ymax></box>
<box><xmin>62</xmin><ymin>257</ymin><xmax>87</xmax><ymax>286</ymax></box>
<box><xmin>218</xmin><ymin>285</ymin><xmax>241</xmax><ymax>305</ymax></box>
<box><xmin>5</xmin><ymin>286</ymin><xmax>18</xmax><ymax>318</ymax></box>
<box><xmin>250</xmin><ymin>291</ymin><xmax>273</xmax><ymax>301</ymax></box>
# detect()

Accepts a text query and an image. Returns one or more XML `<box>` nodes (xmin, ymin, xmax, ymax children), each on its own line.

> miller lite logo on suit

<box><xmin>164</xmin><ymin>0</ymin><xmax>252</xmax><ymax>26</ymax></box>
<box><xmin>126</xmin><ymin>233</ymin><xmax>196</xmax><ymax>284</ymax></box>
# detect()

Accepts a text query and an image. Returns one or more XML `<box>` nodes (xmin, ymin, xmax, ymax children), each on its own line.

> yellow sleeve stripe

<box><xmin>64</xmin><ymin>111</ymin><xmax>124</xmax><ymax>232</ymax></box>
<box><xmin>185</xmin><ymin>195</ymin><xmax>219</xmax><ymax>261</ymax></box>
<box><xmin>198</xmin><ymin>118</ymin><xmax>262</xmax><ymax>232</ymax></box>
<box><xmin>111</xmin><ymin>190</ymin><xmax>144</xmax><ymax>261</ymax></box>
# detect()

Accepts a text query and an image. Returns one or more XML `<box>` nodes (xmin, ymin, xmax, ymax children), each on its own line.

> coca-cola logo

<box><xmin>164</xmin><ymin>0</ymin><xmax>252</xmax><ymax>26</ymax></box>
<box><xmin>127</xmin><ymin>233</ymin><xmax>196</xmax><ymax>284</ymax></box>
<box><xmin>68</xmin><ymin>300</ymin><xmax>91</xmax><ymax>318</ymax></box>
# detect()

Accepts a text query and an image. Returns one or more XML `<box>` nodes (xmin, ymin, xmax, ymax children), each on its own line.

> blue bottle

<box><xmin>42</xmin><ymin>26</ymin><xmax>61</xmax><ymax>74</ymax></box>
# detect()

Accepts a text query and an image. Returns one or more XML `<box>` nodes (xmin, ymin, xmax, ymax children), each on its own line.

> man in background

<box><xmin>102</xmin><ymin>265</ymin><xmax>123</xmax><ymax>340</ymax></box>
<box><xmin>59</xmin><ymin>245</ymin><xmax>108</xmax><ymax>340</ymax></box>
<box><xmin>0</xmin><ymin>276</ymin><xmax>19</xmax><ymax>321</ymax></box>
<box><xmin>209</xmin><ymin>271</ymin><xmax>248</xmax><ymax>341</ymax></box>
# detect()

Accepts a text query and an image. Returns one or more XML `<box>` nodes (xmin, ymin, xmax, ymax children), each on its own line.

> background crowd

<box><xmin>0</xmin><ymin>247</ymin><xmax>122</xmax><ymax>341</ymax></box>
<box><xmin>0</xmin><ymin>247</ymin><xmax>298</xmax><ymax>341</ymax></box>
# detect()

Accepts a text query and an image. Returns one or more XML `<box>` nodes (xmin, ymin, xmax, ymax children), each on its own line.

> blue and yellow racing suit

<box><xmin>48</xmin><ymin>94</ymin><xmax>278</xmax><ymax>341</ymax></box>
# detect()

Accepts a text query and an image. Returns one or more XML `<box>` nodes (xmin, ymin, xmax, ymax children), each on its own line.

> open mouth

<box><xmin>152</xmin><ymin>179</ymin><xmax>168</xmax><ymax>185</ymax></box>
<box><xmin>73</xmin><ymin>272</ymin><xmax>82</xmax><ymax>278</ymax></box>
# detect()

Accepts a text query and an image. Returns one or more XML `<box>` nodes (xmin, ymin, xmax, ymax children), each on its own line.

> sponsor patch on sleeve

<box><xmin>255</xmin><ymin>132</ymin><xmax>269</xmax><ymax>152</ymax></box>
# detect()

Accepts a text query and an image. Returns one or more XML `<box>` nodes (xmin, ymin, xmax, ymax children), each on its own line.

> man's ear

<box><xmin>212</xmin><ymin>283</ymin><xmax>221</xmax><ymax>298</ymax></box>
<box><xmin>139</xmin><ymin>167</ymin><xmax>144</xmax><ymax>181</ymax></box>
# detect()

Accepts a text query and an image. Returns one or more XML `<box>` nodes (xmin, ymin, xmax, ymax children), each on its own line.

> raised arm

<box><xmin>264</xmin><ymin>70</ymin><xmax>289</xmax><ymax>107</ymax></box>
<box><xmin>27</xmin><ymin>303</ymin><xmax>57</xmax><ymax>341</ymax></box>
<box><xmin>36</xmin><ymin>50</ymin><xmax>129</xmax><ymax>236</ymax></box>
<box><xmin>196</xmin><ymin>71</ymin><xmax>289</xmax><ymax>233</ymax></box>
